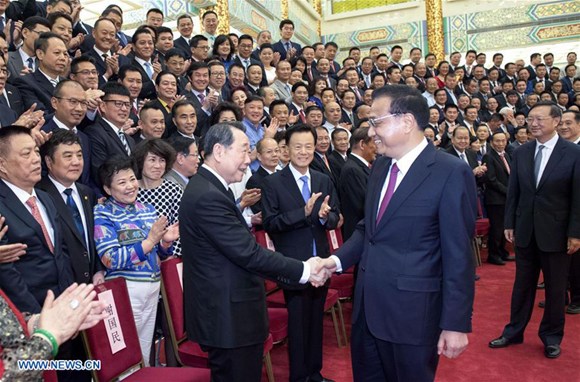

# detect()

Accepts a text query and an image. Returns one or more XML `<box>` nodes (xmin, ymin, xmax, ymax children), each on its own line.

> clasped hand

<box><xmin>306</xmin><ymin>257</ymin><xmax>338</xmax><ymax>287</ymax></box>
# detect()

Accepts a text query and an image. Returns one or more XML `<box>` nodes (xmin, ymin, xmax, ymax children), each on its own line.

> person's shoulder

<box><xmin>161</xmin><ymin>179</ymin><xmax>184</xmax><ymax>195</ymax></box>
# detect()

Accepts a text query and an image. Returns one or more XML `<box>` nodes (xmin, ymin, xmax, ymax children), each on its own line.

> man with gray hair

<box><xmin>180</xmin><ymin>122</ymin><xmax>330</xmax><ymax>382</ymax></box>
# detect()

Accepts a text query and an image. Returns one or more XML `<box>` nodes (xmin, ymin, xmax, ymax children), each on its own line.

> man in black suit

<box><xmin>482</xmin><ymin>132</ymin><xmax>513</xmax><ymax>265</ymax></box>
<box><xmin>246</xmin><ymin>137</ymin><xmax>280</xmax><ymax>214</ymax></box>
<box><xmin>272</xmin><ymin>19</ymin><xmax>301</xmax><ymax>61</ymax></box>
<box><xmin>38</xmin><ymin>130</ymin><xmax>104</xmax><ymax>285</ymax></box>
<box><xmin>174</xmin><ymin>14</ymin><xmax>193</xmax><ymax>59</ymax></box>
<box><xmin>184</xmin><ymin>61</ymin><xmax>213</xmax><ymax>137</ymax></box>
<box><xmin>310</xmin><ymin>126</ymin><xmax>336</xmax><ymax>186</ymax></box>
<box><xmin>180</xmin><ymin>122</ymin><xmax>327</xmax><ymax>382</ymax></box>
<box><xmin>82</xmin><ymin>18</ymin><xmax>129</xmax><ymax>88</ymax></box>
<box><xmin>13</xmin><ymin>32</ymin><xmax>67</xmax><ymax>114</ymax></box>
<box><xmin>446</xmin><ymin>127</ymin><xmax>488</xmax><ymax>187</ymax></box>
<box><xmin>41</xmin><ymin>80</ymin><xmax>94</xmax><ymax>188</ymax></box>
<box><xmin>84</xmin><ymin>82</ymin><xmax>135</xmax><ymax>184</ymax></box>
<box><xmin>328</xmin><ymin>128</ymin><xmax>349</xmax><ymax>180</ymax></box>
<box><xmin>234</xmin><ymin>34</ymin><xmax>267</xmax><ymax>87</ymax></box>
<box><xmin>0</xmin><ymin>126</ymin><xmax>74</xmax><ymax>313</ymax></box>
<box><xmin>130</xmin><ymin>27</ymin><xmax>158</xmax><ymax>100</ymax></box>
<box><xmin>489</xmin><ymin>102</ymin><xmax>580</xmax><ymax>359</ymax></box>
<box><xmin>338</xmin><ymin>126</ymin><xmax>376</xmax><ymax>240</ymax></box>
<box><xmin>262</xmin><ymin>125</ymin><xmax>340</xmax><ymax>382</ymax></box>
<box><xmin>7</xmin><ymin>16</ymin><xmax>50</xmax><ymax>80</ymax></box>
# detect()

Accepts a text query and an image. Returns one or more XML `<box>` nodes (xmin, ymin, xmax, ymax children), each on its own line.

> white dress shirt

<box><xmin>49</xmin><ymin>176</ymin><xmax>89</xmax><ymax>246</ymax></box>
<box><xmin>534</xmin><ymin>132</ymin><xmax>559</xmax><ymax>185</ymax></box>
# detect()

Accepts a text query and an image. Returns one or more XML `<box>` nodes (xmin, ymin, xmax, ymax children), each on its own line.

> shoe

<box><xmin>475</xmin><ymin>274</ymin><xmax>480</xmax><ymax>281</ymax></box>
<box><xmin>537</xmin><ymin>282</ymin><xmax>545</xmax><ymax>289</ymax></box>
<box><xmin>489</xmin><ymin>336</ymin><xmax>523</xmax><ymax>348</ymax></box>
<box><xmin>502</xmin><ymin>255</ymin><xmax>516</xmax><ymax>261</ymax></box>
<box><xmin>566</xmin><ymin>304</ymin><xmax>580</xmax><ymax>314</ymax></box>
<box><xmin>538</xmin><ymin>300</ymin><xmax>545</xmax><ymax>308</ymax></box>
<box><xmin>487</xmin><ymin>256</ymin><xmax>506</xmax><ymax>266</ymax></box>
<box><xmin>544</xmin><ymin>344</ymin><xmax>561</xmax><ymax>358</ymax></box>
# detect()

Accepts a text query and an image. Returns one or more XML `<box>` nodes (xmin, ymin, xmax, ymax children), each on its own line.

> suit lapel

<box><xmin>537</xmin><ymin>138</ymin><xmax>565</xmax><ymax>190</ymax></box>
<box><xmin>375</xmin><ymin>145</ymin><xmax>435</xmax><ymax>232</ymax></box>
<box><xmin>0</xmin><ymin>181</ymin><xmax>46</xmax><ymax>243</ymax></box>
<box><xmin>368</xmin><ymin>157</ymin><xmax>391</xmax><ymax>235</ymax></box>
<box><xmin>198</xmin><ymin>167</ymin><xmax>247</xmax><ymax>228</ymax></box>
<box><xmin>281</xmin><ymin>166</ymin><xmax>306</xmax><ymax>206</ymax></box>
<box><xmin>35</xmin><ymin>189</ymin><xmax>60</xmax><ymax>252</ymax></box>
<box><xmin>101</xmin><ymin>119</ymin><xmax>129</xmax><ymax>153</ymax></box>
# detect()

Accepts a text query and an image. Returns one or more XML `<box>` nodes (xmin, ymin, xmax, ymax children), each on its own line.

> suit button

<box><xmin>83</xmin><ymin>252</ymin><xmax>88</xmax><ymax>257</ymax></box>
<box><xmin>369</xmin><ymin>240</ymin><xmax>375</xmax><ymax>245</ymax></box>
<box><xmin>84</xmin><ymin>272</ymin><xmax>89</xmax><ymax>278</ymax></box>
<box><xmin>361</xmin><ymin>266</ymin><xmax>366</xmax><ymax>272</ymax></box>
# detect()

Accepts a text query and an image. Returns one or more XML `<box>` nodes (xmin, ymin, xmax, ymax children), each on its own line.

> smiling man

<box><xmin>181</xmin><ymin>122</ymin><xmax>327</xmax><ymax>382</ymax></box>
<box><xmin>318</xmin><ymin>85</ymin><xmax>477</xmax><ymax>381</ymax></box>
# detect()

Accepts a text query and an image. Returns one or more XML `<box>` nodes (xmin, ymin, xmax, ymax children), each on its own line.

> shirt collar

<box><xmin>38</xmin><ymin>68</ymin><xmax>58</xmax><ymax>82</ymax></box>
<box><xmin>1</xmin><ymin>179</ymin><xmax>37</xmax><ymax>204</ymax></box>
<box><xmin>134</xmin><ymin>56</ymin><xmax>152</xmax><ymax>68</ymax></box>
<box><xmin>288</xmin><ymin>162</ymin><xmax>310</xmax><ymax>182</ymax></box>
<box><xmin>48</xmin><ymin>174</ymin><xmax>77</xmax><ymax>194</ymax></box>
<box><xmin>102</xmin><ymin>117</ymin><xmax>123</xmax><ymax>134</ymax></box>
<box><xmin>93</xmin><ymin>46</ymin><xmax>111</xmax><ymax>59</ymax></box>
<box><xmin>350</xmin><ymin>152</ymin><xmax>369</xmax><ymax>167</ymax></box>
<box><xmin>202</xmin><ymin>163</ymin><xmax>229</xmax><ymax>189</ymax></box>
<box><xmin>53</xmin><ymin>116</ymin><xmax>77</xmax><ymax>133</ymax></box>
<box><xmin>393</xmin><ymin>138</ymin><xmax>429</xmax><ymax>177</ymax></box>
<box><xmin>537</xmin><ymin>132</ymin><xmax>559</xmax><ymax>150</ymax></box>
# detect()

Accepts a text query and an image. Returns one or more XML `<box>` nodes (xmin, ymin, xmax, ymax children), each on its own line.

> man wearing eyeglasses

<box><xmin>489</xmin><ymin>102</ymin><xmax>580</xmax><ymax>359</ymax></box>
<box><xmin>317</xmin><ymin>85</ymin><xmax>477</xmax><ymax>381</ymax></box>
<box><xmin>85</xmin><ymin>82</ymin><xmax>135</xmax><ymax>185</ymax></box>
<box><xmin>42</xmin><ymin>80</ymin><xmax>93</xmax><ymax>188</ymax></box>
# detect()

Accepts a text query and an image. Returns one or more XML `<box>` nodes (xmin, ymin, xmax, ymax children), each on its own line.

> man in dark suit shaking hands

<box><xmin>319</xmin><ymin>85</ymin><xmax>477</xmax><ymax>381</ymax></box>
<box><xmin>180</xmin><ymin>122</ymin><xmax>329</xmax><ymax>382</ymax></box>
<box><xmin>489</xmin><ymin>102</ymin><xmax>580</xmax><ymax>358</ymax></box>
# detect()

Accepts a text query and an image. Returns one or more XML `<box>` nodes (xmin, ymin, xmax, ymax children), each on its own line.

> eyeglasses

<box><xmin>73</xmin><ymin>69</ymin><xmax>99</xmax><ymax>76</ymax></box>
<box><xmin>368</xmin><ymin>113</ymin><xmax>402</xmax><ymax>128</ymax></box>
<box><xmin>103</xmin><ymin>100</ymin><xmax>131</xmax><ymax>109</ymax></box>
<box><xmin>54</xmin><ymin>97</ymin><xmax>89</xmax><ymax>108</ymax></box>
<box><xmin>525</xmin><ymin>116</ymin><xmax>552</xmax><ymax>124</ymax></box>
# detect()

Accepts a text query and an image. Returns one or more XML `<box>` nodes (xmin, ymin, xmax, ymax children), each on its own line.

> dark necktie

<box><xmin>118</xmin><ymin>131</ymin><xmax>131</xmax><ymax>155</ymax></box>
<box><xmin>63</xmin><ymin>188</ymin><xmax>87</xmax><ymax>249</ymax></box>
<box><xmin>534</xmin><ymin>145</ymin><xmax>544</xmax><ymax>186</ymax></box>
<box><xmin>27</xmin><ymin>57</ymin><xmax>34</xmax><ymax>70</ymax></box>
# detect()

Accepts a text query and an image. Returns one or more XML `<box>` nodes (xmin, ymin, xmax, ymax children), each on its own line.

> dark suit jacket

<box><xmin>0</xmin><ymin>104</ymin><xmax>18</xmax><ymax>126</ymax></box>
<box><xmin>5</xmin><ymin>83</ymin><xmax>25</xmax><ymax>116</ymax></box>
<box><xmin>246</xmin><ymin>166</ymin><xmax>271</xmax><ymax>214</ymax></box>
<box><xmin>84</xmin><ymin>117</ymin><xmax>136</xmax><ymax>184</ymax></box>
<box><xmin>181</xmin><ymin>166</ymin><xmax>304</xmax><ymax>348</ymax></box>
<box><xmin>261</xmin><ymin>166</ymin><xmax>340</xmax><ymax>276</ymax></box>
<box><xmin>271</xmin><ymin>40</ymin><xmax>302</xmax><ymax>61</ymax></box>
<box><xmin>505</xmin><ymin>138</ymin><xmax>580</xmax><ymax>252</ymax></box>
<box><xmin>82</xmin><ymin>48</ymin><xmax>130</xmax><ymax>88</ymax></box>
<box><xmin>12</xmin><ymin>70</ymin><xmax>64</xmax><ymax>114</ymax></box>
<box><xmin>7</xmin><ymin>50</ymin><xmax>37</xmax><ymax>84</ymax></box>
<box><xmin>148</xmin><ymin>98</ymin><xmax>175</xmax><ymax>137</ymax></box>
<box><xmin>184</xmin><ymin>90</ymin><xmax>212</xmax><ymax>137</ymax></box>
<box><xmin>130</xmin><ymin>58</ymin><xmax>157</xmax><ymax>100</ymax></box>
<box><xmin>36</xmin><ymin>178</ymin><xmax>103</xmax><ymax>283</ymax></box>
<box><xmin>42</xmin><ymin>119</ymin><xmax>94</xmax><ymax>188</ymax></box>
<box><xmin>310</xmin><ymin>152</ymin><xmax>336</xmax><ymax>186</ymax></box>
<box><xmin>0</xmin><ymin>181</ymin><xmax>74</xmax><ymax>313</ymax></box>
<box><xmin>334</xmin><ymin>143</ymin><xmax>476</xmax><ymax>345</ymax></box>
<box><xmin>328</xmin><ymin>150</ymin><xmax>347</xmax><ymax>181</ymax></box>
<box><xmin>173</xmin><ymin>36</ymin><xmax>192</xmax><ymax>59</ymax></box>
<box><xmin>482</xmin><ymin>150</ymin><xmax>510</xmax><ymax>205</ymax></box>
<box><xmin>339</xmin><ymin>154</ymin><xmax>370</xmax><ymax>240</ymax></box>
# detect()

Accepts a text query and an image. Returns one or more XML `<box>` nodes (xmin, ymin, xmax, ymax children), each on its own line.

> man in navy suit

<box><xmin>320</xmin><ymin>85</ymin><xmax>477</xmax><ymax>381</ymax></box>
<box><xmin>272</xmin><ymin>19</ymin><xmax>301</xmax><ymax>61</ymax></box>
<box><xmin>173</xmin><ymin>14</ymin><xmax>193</xmax><ymax>59</ymax></box>
<box><xmin>262</xmin><ymin>125</ymin><xmax>340</xmax><ymax>382</ymax></box>
<box><xmin>13</xmin><ymin>32</ymin><xmax>68</xmax><ymax>115</ymax></box>
<box><xmin>0</xmin><ymin>126</ymin><xmax>74</xmax><ymax>313</ymax></box>
<box><xmin>489</xmin><ymin>102</ymin><xmax>580</xmax><ymax>359</ymax></box>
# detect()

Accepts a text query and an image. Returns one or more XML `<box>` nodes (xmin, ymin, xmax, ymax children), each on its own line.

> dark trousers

<box><xmin>502</xmin><ymin>234</ymin><xmax>572</xmax><ymax>346</ymax></box>
<box><xmin>486</xmin><ymin>204</ymin><xmax>509</xmax><ymax>259</ymax></box>
<box><xmin>569</xmin><ymin>251</ymin><xmax>580</xmax><ymax>305</ymax></box>
<box><xmin>351</xmin><ymin>298</ymin><xmax>439</xmax><ymax>382</ymax></box>
<box><xmin>284</xmin><ymin>284</ymin><xmax>328</xmax><ymax>382</ymax></box>
<box><xmin>203</xmin><ymin>342</ymin><xmax>264</xmax><ymax>382</ymax></box>
<box><xmin>56</xmin><ymin>336</ymin><xmax>91</xmax><ymax>382</ymax></box>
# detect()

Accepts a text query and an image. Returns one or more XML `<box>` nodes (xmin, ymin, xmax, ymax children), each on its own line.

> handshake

<box><xmin>306</xmin><ymin>257</ymin><xmax>338</xmax><ymax>287</ymax></box>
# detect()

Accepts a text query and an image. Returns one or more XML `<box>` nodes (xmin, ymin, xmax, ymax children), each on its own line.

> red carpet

<box><xmin>263</xmin><ymin>254</ymin><xmax>580</xmax><ymax>381</ymax></box>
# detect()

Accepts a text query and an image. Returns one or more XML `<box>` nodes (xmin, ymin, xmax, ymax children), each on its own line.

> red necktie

<box><xmin>499</xmin><ymin>152</ymin><xmax>510</xmax><ymax>174</ymax></box>
<box><xmin>376</xmin><ymin>163</ymin><xmax>399</xmax><ymax>225</ymax></box>
<box><xmin>299</xmin><ymin>109</ymin><xmax>306</xmax><ymax>123</ymax></box>
<box><xmin>26</xmin><ymin>196</ymin><xmax>54</xmax><ymax>253</ymax></box>
<box><xmin>307</xmin><ymin>66</ymin><xmax>313</xmax><ymax>81</ymax></box>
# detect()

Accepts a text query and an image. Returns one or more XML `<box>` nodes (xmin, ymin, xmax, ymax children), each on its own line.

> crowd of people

<box><xmin>0</xmin><ymin>1</ymin><xmax>579</xmax><ymax>381</ymax></box>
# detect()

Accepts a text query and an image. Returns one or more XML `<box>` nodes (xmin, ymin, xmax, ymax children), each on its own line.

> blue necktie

<box><xmin>63</xmin><ymin>188</ymin><xmax>87</xmax><ymax>249</ymax></box>
<box><xmin>300</xmin><ymin>175</ymin><xmax>317</xmax><ymax>257</ymax></box>
<box><xmin>144</xmin><ymin>62</ymin><xmax>153</xmax><ymax>79</ymax></box>
<box><xmin>27</xmin><ymin>57</ymin><xmax>34</xmax><ymax>70</ymax></box>
<box><xmin>117</xmin><ymin>32</ymin><xmax>127</xmax><ymax>46</ymax></box>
